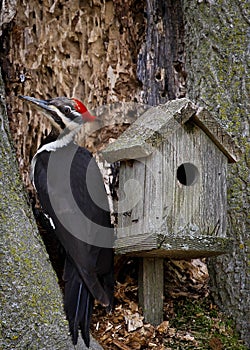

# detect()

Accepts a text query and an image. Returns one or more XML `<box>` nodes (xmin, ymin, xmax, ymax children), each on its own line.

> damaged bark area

<box><xmin>137</xmin><ymin>0</ymin><xmax>186</xmax><ymax>105</ymax></box>
<box><xmin>0</xmin><ymin>0</ymin><xmax>186</xmax><ymax>187</ymax></box>
<box><xmin>0</xmin><ymin>0</ymin><xmax>145</xmax><ymax>189</ymax></box>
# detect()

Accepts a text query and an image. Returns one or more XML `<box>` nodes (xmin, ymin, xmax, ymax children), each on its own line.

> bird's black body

<box><xmin>19</xmin><ymin>95</ymin><xmax>114</xmax><ymax>347</ymax></box>
<box><xmin>34</xmin><ymin>136</ymin><xmax>114</xmax><ymax>346</ymax></box>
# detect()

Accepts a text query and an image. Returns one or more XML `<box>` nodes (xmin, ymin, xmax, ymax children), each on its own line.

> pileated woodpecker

<box><xmin>19</xmin><ymin>95</ymin><xmax>114</xmax><ymax>347</ymax></box>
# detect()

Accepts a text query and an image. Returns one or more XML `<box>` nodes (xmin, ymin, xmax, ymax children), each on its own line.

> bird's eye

<box><xmin>64</xmin><ymin>106</ymin><xmax>71</xmax><ymax>115</ymax></box>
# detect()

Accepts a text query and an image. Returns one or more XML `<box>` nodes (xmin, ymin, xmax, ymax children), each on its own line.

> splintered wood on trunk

<box><xmin>137</xmin><ymin>0</ymin><xmax>186</xmax><ymax>105</ymax></box>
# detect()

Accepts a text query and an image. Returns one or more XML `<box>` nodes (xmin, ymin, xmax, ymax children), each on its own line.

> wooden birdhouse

<box><xmin>102</xmin><ymin>98</ymin><xmax>240</xmax><ymax>324</ymax></box>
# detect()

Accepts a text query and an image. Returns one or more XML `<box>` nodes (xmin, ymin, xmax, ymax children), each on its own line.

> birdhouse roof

<box><xmin>102</xmin><ymin>98</ymin><xmax>241</xmax><ymax>163</ymax></box>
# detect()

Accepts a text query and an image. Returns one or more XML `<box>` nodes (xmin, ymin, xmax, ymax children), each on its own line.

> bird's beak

<box><xmin>19</xmin><ymin>95</ymin><xmax>54</xmax><ymax>113</ymax></box>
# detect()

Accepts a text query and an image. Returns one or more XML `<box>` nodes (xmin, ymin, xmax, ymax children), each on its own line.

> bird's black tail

<box><xmin>63</xmin><ymin>258</ymin><xmax>94</xmax><ymax>347</ymax></box>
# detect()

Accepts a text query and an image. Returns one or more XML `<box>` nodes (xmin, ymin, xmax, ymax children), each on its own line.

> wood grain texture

<box><xmin>102</xmin><ymin>98</ymin><xmax>197</xmax><ymax>162</ymax></box>
<box><xmin>115</xmin><ymin>232</ymin><xmax>232</xmax><ymax>259</ymax></box>
<box><xmin>192</xmin><ymin>108</ymin><xmax>241</xmax><ymax>163</ymax></box>
<box><xmin>103</xmin><ymin>98</ymin><xmax>240</xmax><ymax>163</ymax></box>
<box><xmin>115</xmin><ymin>118</ymin><xmax>230</xmax><ymax>257</ymax></box>
<box><xmin>138</xmin><ymin>258</ymin><xmax>164</xmax><ymax>325</ymax></box>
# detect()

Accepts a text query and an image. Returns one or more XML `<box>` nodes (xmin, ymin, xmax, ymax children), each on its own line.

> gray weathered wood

<box><xmin>102</xmin><ymin>98</ymin><xmax>240</xmax><ymax>329</ymax></box>
<box><xmin>193</xmin><ymin>108</ymin><xmax>240</xmax><ymax>163</ymax></box>
<box><xmin>102</xmin><ymin>98</ymin><xmax>197</xmax><ymax>162</ymax></box>
<box><xmin>102</xmin><ymin>99</ymin><xmax>240</xmax><ymax>164</ymax></box>
<box><xmin>115</xmin><ymin>232</ymin><xmax>232</xmax><ymax>258</ymax></box>
<box><xmin>114</xmin><ymin>119</ymin><xmax>230</xmax><ymax>256</ymax></box>
<box><xmin>138</xmin><ymin>258</ymin><xmax>164</xmax><ymax>325</ymax></box>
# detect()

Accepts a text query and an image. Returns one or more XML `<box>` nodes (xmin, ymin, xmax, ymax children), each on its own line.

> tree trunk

<box><xmin>183</xmin><ymin>1</ymin><xmax>249</xmax><ymax>346</ymax></box>
<box><xmin>0</xmin><ymin>0</ymin><xmax>143</xmax><ymax>348</ymax></box>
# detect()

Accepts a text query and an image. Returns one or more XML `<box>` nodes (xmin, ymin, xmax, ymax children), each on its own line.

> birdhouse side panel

<box><xmin>143</xmin><ymin>147</ymin><xmax>165</xmax><ymax>233</ymax></box>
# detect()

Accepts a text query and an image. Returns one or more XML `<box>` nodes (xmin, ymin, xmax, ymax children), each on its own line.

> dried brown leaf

<box><xmin>113</xmin><ymin>339</ymin><xmax>132</xmax><ymax>350</ymax></box>
<box><xmin>123</xmin><ymin>310</ymin><xmax>144</xmax><ymax>332</ymax></box>
<box><xmin>156</xmin><ymin>320</ymin><xmax>169</xmax><ymax>334</ymax></box>
<box><xmin>168</xmin><ymin>327</ymin><xmax>176</xmax><ymax>337</ymax></box>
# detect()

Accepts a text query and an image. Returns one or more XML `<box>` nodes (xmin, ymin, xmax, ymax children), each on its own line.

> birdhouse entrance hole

<box><xmin>177</xmin><ymin>162</ymin><xmax>199</xmax><ymax>186</ymax></box>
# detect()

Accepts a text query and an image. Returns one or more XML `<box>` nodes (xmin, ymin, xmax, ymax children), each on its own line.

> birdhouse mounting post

<box><xmin>138</xmin><ymin>257</ymin><xmax>164</xmax><ymax>325</ymax></box>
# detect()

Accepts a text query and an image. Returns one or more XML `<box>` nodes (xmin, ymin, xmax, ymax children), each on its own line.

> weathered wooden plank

<box><xmin>102</xmin><ymin>98</ymin><xmax>197</xmax><ymax>162</ymax></box>
<box><xmin>102</xmin><ymin>99</ymin><xmax>240</xmax><ymax>164</ymax></box>
<box><xmin>117</xmin><ymin>160</ymin><xmax>146</xmax><ymax>239</ymax></box>
<box><xmin>114</xmin><ymin>231</ymin><xmax>232</xmax><ymax>258</ymax></box>
<box><xmin>192</xmin><ymin>108</ymin><xmax>241</xmax><ymax>163</ymax></box>
<box><xmin>163</xmin><ymin>121</ymin><xmax>228</xmax><ymax>239</ymax></box>
<box><xmin>115</xmin><ymin>120</ymin><xmax>229</xmax><ymax>256</ymax></box>
<box><xmin>138</xmin><ymin>258</ymin><xmax>164</xmax><ymax>325</ymax></box>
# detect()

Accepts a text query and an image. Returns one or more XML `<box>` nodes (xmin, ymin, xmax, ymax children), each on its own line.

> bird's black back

<box><xmin>33</xmin><ymin>140</ymin><xmax>114</xmax><ymax>346</ymax></box>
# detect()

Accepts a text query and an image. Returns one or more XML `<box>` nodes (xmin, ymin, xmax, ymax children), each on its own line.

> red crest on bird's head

<box><xmin>72</xmin><ymin>98</ymin><xmax>96</xmax><ymax>122</ymax></box>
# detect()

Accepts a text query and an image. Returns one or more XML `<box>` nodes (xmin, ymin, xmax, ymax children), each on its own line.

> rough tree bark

<box><xmin>183</xmin><ymin>1</ymin><xmax>249</xmax><ymax>346</ymax></box>
<box><xmin>137</xmin><ymin>0</ymin><xmax>186</xmax><ymax>105</ymax></box>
